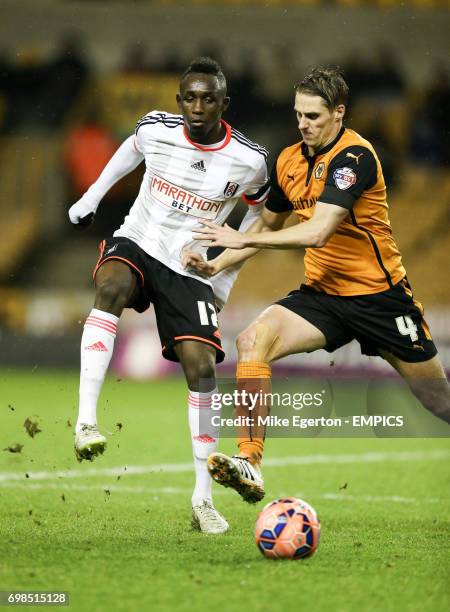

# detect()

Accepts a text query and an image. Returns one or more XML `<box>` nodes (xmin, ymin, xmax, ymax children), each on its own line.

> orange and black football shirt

<box><xmin>266</xmin><ymin>126</ymin><xmax>406</xmax><ymax>296</ymax></box>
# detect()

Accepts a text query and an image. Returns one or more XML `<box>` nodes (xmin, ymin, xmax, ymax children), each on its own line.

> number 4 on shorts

<box><xmin>395</xmin><ymin>315</ymin><xmax>418</xmax><ymax>342</ymax></box>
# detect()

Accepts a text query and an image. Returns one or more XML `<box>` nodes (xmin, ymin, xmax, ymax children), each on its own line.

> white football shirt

<box><xmin>211</xmin><ymin>202</ymin><xmax>264</xmax><ymax>307</ymax></box>
<box><xmin>113</xmin><ymin>111</ymin><xmax>269</xmax><ymax>293</ymax></box>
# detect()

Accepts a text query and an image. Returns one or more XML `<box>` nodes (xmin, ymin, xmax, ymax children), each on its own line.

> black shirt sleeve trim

<box><xmin>319</xmin><ymin>187</ymin><xmax>355</xmax><ymax>210</ymax></box>
<box><xmin>319</xmin><ymin>145</ymin><xmax>378</xmax><ymax>210</ymax></box>
<box><xmin>245</xmin><ymin>179</ymin><xmax>271</xmax><ymax>201</ymax></box>
<box><xmin>265</xmin><ymin>159</ymin><xmax>293</xmax><ymax>213</ymax></box>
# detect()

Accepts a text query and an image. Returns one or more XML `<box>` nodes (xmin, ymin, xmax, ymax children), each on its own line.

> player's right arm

<box><xmin>68</xmin><ymin>135</ymin><xmax>144</xmax><ymax>227</ymax></box>
<box><xmin>183</xmin><ymin>207</ymin><xmax>290</xmax><ymax>277</ymax></box>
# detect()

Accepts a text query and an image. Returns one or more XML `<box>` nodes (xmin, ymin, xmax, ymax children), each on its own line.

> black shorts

<box><xmin>276</xmin><ymin>280</ymin><xmax>437</xmax><ymax>363</ymax></box>
<box><xmin>93</xmin><ymin>237</ymin><xmax>224</xmax><ymax>363</ymax></box>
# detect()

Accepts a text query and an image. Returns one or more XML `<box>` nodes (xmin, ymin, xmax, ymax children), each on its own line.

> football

<box><xmin>254</xmin><ymin>497</ymin><xmax>321</xmax><ymax>559</ymax></box>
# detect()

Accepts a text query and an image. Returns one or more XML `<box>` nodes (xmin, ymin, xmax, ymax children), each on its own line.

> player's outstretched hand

<box><xmin>181</xmin><ymin>248</ymin><xmax>217</xmax><ymax>277</ymax></box>
<box><xmin>68</xmin><ymin>197</ymin><xmax>97</xmax><ymax>229</ymax></box>
<box><xmin>193</xmin><ymin>221</ymin><xmax>247</xmax><ymax>249</ymax></box>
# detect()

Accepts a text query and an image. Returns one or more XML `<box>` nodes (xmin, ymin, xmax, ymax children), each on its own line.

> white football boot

<box><xmin>207</xmin><ymin>452</ymin><xmax>265</xmax><ymax>503</ymax></box>
<box><xmin>74</xmin><ymin>424</ymin><xmax>107</xmax><ymax>462</ymax></box>
<box><xmin>191</xmin><ymin>500</ymin><xmax>229</xmax><ymax>535</ymax></box>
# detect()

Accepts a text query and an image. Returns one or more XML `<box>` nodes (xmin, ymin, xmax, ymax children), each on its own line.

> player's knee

<box><xmin>236</xmin><ymin>328</ymin><xmax>255</xmax><ymax>355</ymax></box>
<box><xmin>412</xmin><ymin>380</ymin><xmax>450</xmax><ymax>424</ymax></box>
<box><xmin>181</xmin><ymin>347</ymin><xmax>216</xmax><ymax>390</ymax></box>
<box><xmin>236</xmin><ymin>323</ymin><xmax>275</xmax><ymax>362</ymax></box>
<box><xmin>200</xmin><ymin>356</ymin><xmax>215</xmax><ymax>378</ymax></box>
<box><xmin>95</xmin><ymin>276</ymin><xmax>132</xmax><ymax>312</ymax></box>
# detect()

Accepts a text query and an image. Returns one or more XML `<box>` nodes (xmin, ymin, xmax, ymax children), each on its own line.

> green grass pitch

<box><xmin>0</xmin><ymin>369</ymin><xmax>449</xmax><ymax>612</ymax></box>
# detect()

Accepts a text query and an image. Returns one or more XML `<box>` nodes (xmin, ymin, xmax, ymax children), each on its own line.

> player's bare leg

<box><xmin>75</xmin><ymin>261</ymin><xmax>139</xmax><ymax>462</ymax></box>
<box><xmin>208</xmin><ymin>305</ymin><xmax>327</xmax><ymax>503</ymax></box>
<box><xmin>380</xmin><ymin>350</ymin><xmax>450</xmax><ymax>424</ymax></box>
<box><xmin>175</xmin><ymin>341</ymin><xmax>229</xmax><ymax>534</ymax></box>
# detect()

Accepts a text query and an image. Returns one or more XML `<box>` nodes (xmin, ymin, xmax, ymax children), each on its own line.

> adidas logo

<box><xmin>193</xmin><ymin>434</ymin><xmax>216</xmax><ymax>443</ymax></box>
<box><xmin>191</xmin><ymin>160</ymin><xmax>206</xmax><ymax>172</ymax></box>
<box><xmin>85</xmin><ymin>341</ymin><xmax>108</xmax><ymax>352</ymax></box>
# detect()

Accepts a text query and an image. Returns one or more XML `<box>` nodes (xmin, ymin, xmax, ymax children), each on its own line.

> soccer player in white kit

<box><xmin>68</xmin><ymin>58</ymin><xmax>269</xmax><ymax>534</ymax></box>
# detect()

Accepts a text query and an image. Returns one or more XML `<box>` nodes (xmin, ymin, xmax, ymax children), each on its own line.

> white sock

<box><xmin>76</xmin><ymin>308</ymin><xmax>119</xmax><ymax>433</ymax></box>
<box><xmin>188</xmin><ymin>388</ymin><xmax>220</xmax><ymax>507</ymax></box>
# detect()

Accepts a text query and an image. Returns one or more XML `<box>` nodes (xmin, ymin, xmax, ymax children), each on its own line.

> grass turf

<box><xmin>0</xmin><ymin>369</ymin><xmax>449</xmax><ymax>612</ymax></box>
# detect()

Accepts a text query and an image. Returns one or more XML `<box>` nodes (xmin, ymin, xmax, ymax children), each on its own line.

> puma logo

<box><xmin>346</xmin><ymin>152</ymin><xmax>364</xmax><ymax>164</ymax></box>
<box><xmin>287</xmin><ymin>174</ymin><xmax>295</xmax><ymax>181</ymax></box>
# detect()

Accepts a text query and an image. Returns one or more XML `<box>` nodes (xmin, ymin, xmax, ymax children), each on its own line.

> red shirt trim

<box><xmin>183</xmin><ymin>120</ymin><xmax>231</xmax><ymax>151</ymax></box>
<box><xmin>242</xmin><ymin>193</ymin><xmax>268</xmax><ymax>206</ymax></box>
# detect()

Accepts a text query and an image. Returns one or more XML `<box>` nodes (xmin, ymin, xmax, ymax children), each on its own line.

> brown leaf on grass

<box><xmin>339</xmin><ymin>482</ymin><xmax>348</xmax><ymax>490</ymax></box>
<box><xmin>24</xmin><ymin>418</ymin><xmax>42</xmax><ymax>438</ymax></box>
<box><xmin>3</xmin><ymin>443</ymin><xmax>23</xmax><ymax>453</ymax></box>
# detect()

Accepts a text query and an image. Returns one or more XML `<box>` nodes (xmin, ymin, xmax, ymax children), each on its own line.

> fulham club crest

<box><xmin>224</xmin><ymin>181</ymin><xmax>239</xmax><ymax>197</ymax></box>
<box><xmin>314</xmin><ymin>162</ymin><xmax>326</xmax><ymax>180</ymax></box>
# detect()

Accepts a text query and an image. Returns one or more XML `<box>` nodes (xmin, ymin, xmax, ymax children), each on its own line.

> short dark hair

<box><xmin>295</xmin><ymin>66</ymin><xmax>348</xmax><ymax>110</ymax></box>
<box><xmin>181</xmin><ymin>56</ymin><xmax>227</xmax><ymax>93</ymax></box>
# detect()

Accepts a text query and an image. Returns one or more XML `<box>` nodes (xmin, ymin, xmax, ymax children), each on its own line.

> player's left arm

<box><xmin>195</xmin><ymin>202</ymin><xmax>347</xmax><ymax>249</ymax></box>
<box><xmin>184</xmin><ymin>206</ymin><xmax>290</xmax><ymax>275</ymax></box>
<box><xmin>194</xmin><ymin>145</ymin><xmax>378</xmax><ymax>250</ymax></box>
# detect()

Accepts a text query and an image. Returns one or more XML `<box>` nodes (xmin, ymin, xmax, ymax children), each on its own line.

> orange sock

<box><xmin>235</xmin><ymin>361</ymin><xmax>271</xmax><ymax>466</ymax></box>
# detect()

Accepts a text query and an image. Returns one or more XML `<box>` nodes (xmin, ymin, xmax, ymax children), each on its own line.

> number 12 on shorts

<box><xmin>197</xmin><ymin>301</ymin><xmax>218</xmax><ymax>327</ymax></box>
<box><xmin>395</xmin><ymin>315</ymin><xmax>418</xmax><ymax>342</ymax></box>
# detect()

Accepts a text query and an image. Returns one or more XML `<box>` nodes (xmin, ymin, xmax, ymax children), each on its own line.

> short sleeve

<box><xmin>319</xmin><ymin>145</ymin><xmax>378</xmax><ymax>210</ymax></box>
<box><xmin>242</xmin><ymin>157</ymin><xmax>271</xmax><ymax>206</ymax></box>
<box><xmin>265</xmin><ymin>159</ymin><xmax>293</xmax><ymax>213</ymax></box>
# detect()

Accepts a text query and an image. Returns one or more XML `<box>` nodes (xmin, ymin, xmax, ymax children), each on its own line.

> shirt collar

<box><xmin>301</xmin><ymin>125</ymin><xmax>346</xmax><ymax>160</ymax></box>
<box><xmin>183</xmin><ymin>120</ymin><xmax>231</xmax><ymax>151</ymax></box>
